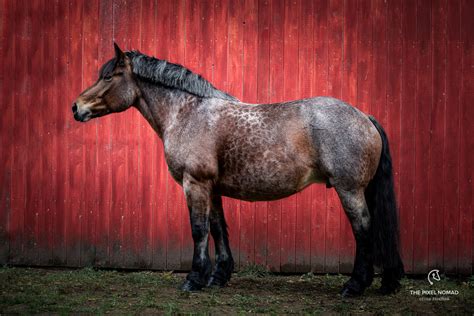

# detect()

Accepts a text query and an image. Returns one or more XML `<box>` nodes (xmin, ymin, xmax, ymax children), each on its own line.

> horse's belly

<box><xmin>217</xmin><ymin>163</ymin><xmax>319</xmax><ymax>202</ymax></box>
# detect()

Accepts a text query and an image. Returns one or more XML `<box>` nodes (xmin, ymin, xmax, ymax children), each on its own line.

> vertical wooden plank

<box><xmin>399</xmin><ymin>0</ymin><xmax>417</xmax><ymax>273</ymax></box>
<box><xmin>122</xmin><ymin>0</ymin><xmax>141</xmax><ymax>268</ymax></box>
<box><xmin>214</xmin><ymin>0</ymin><xmax>230</xmax><ymax>100</ymax></box>
<box><xmin>26</xmin><ymin>0</ymin><xmax>41</xmax><ymax>265</ymax></box>
<box><xmin>428</xmin><ymin>0</ymin><xmax>447</xmax><ymax>270</ymax></box>
<box><xmin>240</xmin><ymin>0</ymin><xmax>258</xmax><ymax>267</ymax></box>
<box><xmin>52</xmin><ymin>0</ymin><xmax>69</xmax><ymax>266</ymax></box>
<box><xmin>41</xmin><ymin>0</ymin><xmax>58</xmax><ymax>265</ymax></box>
<box><xmin>294</xmin><ymin>0</ymin><xmax>313</xmax><ymax>273</ymax></box>
<box><xmin>386</xmin><ymin>0</ymin><xmax>403</xmax><ymax>243</ymax></box>
<box><xmin>129</xmin><ymin>0</ymin><xmax>143</xmax><ymax>268</ymax></box>
<box><xmin>266</xmin><ymin>0</ymin><xmax>283</xmax><ymax>272</ymax></box>
<box><xmin>254</xmin><ymin>0</ymin><xmax>271</xmax><ymax>267</ymax></box>
<box><xmin>0</xmin><ymin>0</ymin><xmax>5</xmax><ymax>263</ymax></box>
<box><xmin>372</xmin><ymin>0</ymin><xmax>388</xmax><ymax>132</ymax></box>
<box><xmin>280</xmin><ymin>0</ymin><xmax>298</xmax><ymax>273</ymax></box>
<box><xmin>458</xmin><ymin>0</ymin><xmax>473</xmax><ymax>275</ymax></box>
<box><xmin>227</xmin><ymin>0</ymin><xmax>244</xmax><ymax>269</ymax></box>
<box><xmin>81</xmin><ymin>0</ymin><xmax>100</xmax><ymax>266</ymax></box>
<box><xmin>200</xmin><ymin>0</ymin><xmax>215</xmax><ymax>82</ymax></box>
<box><xmin>412</xmin><ymin>0</ymin><xmax>432</xmax><ymax>274</ymax></box>
<box><xmin>117</xmin><ymin>0</ymin><xmax>135</xmax><ymax>267</ymax></box>
<box><xmin>109</xmin><ymin>0</ymin><xmax>128</xmax><ymax>268</ymax></box>
<box><xmin>356</xmin><ymin>0</ymin><xmax>373</xmax><ymax>115</ymax></box>
<box><xmin>339</xmin><ymin>0</ymin><xmax>358</xmax><ymax>273</ymax></box>
<box><xmin>325</xmin><ymin>0</ymin><xmax>344</xmax><ymax>273</ymax></box>
<box><xmin>387</xmin><ymin>0</ymin><xmax>404</xmax><ymax>272</ymax></box>
<box><xmin>311</xmin><ymin>0</ymin><xmax>328</xmax><ymax>273</ymax></box>
<box><xmin>0</xmin><ymin>0</ymin><xmax>13</xmax><ymax>264</ymax></box>
<box><xmin>67</xmin><ymin>0</ymin><xmax>84</xmax><ymax>267</ymax></box>
<box><xmin>95</xmin><ymin>0</ymin><xmax>113</xmax><ymax>268</ymax></box>
<box><xmin>10</xmin><ymin>0</ymin><xmax>28</xmax><ymax>265</ymax></box>
<box><xmin>152</xmin><ymin>1</ymin><xmax>169</xmax><ymax>269</ymax></box>
<box><xmin>139</xmin><ymin>0</ymin><xmax>158</xmax><ymax>269</ymax></box>
<box><xmin>443</xmin><ymin>0</ymin><xmax>461</xmax><ymax>274</ymax></box>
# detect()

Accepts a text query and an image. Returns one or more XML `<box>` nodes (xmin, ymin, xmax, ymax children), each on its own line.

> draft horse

<box><xmin>73</xmin><ymin>43</ymin><xmax>404</xmax><ymax>297</ymax></box>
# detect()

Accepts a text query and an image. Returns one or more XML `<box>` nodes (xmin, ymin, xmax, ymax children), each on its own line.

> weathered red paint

<box><xmin>0</xmin><ymin>0</ymin><xmax>472</xmax><ymax>274</ymax></box>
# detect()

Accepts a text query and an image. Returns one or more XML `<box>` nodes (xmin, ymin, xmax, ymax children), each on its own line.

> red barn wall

<box><xmin>0</xmin><ymin>0</ymin><xmax>472</xmax><ymax>274</ymax></box>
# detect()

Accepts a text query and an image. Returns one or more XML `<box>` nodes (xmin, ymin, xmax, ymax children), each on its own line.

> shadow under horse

<box><xmin>73</xmin><ymin>43</ymin><xmax>404</xmax><ymax>297</ymax></box>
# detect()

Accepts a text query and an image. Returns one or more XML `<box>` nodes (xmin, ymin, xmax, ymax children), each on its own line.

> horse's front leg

<box><xmin>180</xmin><ymin>173</ymin><xmax>213</xmax><ymax>291</ymax></box>
<box><xmin>208</xmin><ymin>195</ymin><xmax>234</xmax><ymax>287</ymax></box>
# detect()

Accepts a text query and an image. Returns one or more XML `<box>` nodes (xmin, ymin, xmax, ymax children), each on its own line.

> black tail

<box><xmin>366</xmin><ymin>116</ymin><xmax>404</xmax><ymax>280</ymax></box>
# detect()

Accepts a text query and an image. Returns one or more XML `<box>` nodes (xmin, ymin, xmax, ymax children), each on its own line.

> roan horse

<box><xmin>73</xmin><ymin>43</ymin><xmax>404</xmax><ymax>297</ymax></box>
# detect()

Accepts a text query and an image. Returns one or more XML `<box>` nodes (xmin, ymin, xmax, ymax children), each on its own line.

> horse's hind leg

<box><xmin>207</xmin><ymin>195</ymin><xmax>234</xmax><ymax>287</ymax></box>
<box><xmin>336</xmin><ymin>187</ymin><xmax>374</xmax><ymax>297</ymax></box>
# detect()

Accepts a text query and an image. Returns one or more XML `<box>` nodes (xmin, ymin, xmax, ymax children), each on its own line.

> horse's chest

<box><xmin>163</xmin><ymin>143</ymin><xmax>188</xmax><ymax>184</ymax></box>
<box><xmin>163</xmin><ymin>137</ymin><xmax>217</xmax><ymax>185</ymax></box>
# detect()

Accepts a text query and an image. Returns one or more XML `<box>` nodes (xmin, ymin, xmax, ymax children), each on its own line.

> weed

<box><xmin>161</xmin><ymin>301</ymin><xmax>180</xmax><ymax>315</ymax></box>
<box><xmin>237</xmin><ymin>264</ymin><xmax>270</xmax><ymax>278</ymax></box>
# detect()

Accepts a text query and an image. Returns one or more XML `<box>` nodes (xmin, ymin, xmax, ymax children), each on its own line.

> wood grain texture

<box><xmin>266</xmin><ymin>0</ymin><xmax>284</xmax><ymax>272</ymax></box>
<box><xmin>310</xmin><ymin>0</ymin><xmax>328</xmax><ymax>273</ymax></box>
<box><xmin>1</xmin><ymin>0</ymin><xmax>472</xmax><ymax>274</ymax></box>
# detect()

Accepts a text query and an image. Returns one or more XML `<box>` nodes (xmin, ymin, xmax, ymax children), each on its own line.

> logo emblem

<box><xmin>427</xmin><ymin>269</ymin><xmax>441</xmax><ymax>285</ymax></box>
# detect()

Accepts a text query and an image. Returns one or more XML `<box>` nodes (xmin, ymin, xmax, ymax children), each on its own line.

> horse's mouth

<box><xmin>73</xmin><ymin>112</ymin><xmax>91</xmax><ymax>122</ymax></box>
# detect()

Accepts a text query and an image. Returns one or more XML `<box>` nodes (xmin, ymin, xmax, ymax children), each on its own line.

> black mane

<box><xmin>123</xmin><ymin>51</ymin><xmax>238</xmax><ymax>101</ymax></box>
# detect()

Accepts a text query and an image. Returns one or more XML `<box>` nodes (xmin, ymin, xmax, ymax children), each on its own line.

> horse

<box><xmin>72</xmin><ymin>43</ymin><xmax>404</xmax><ymax>297</ymax></box>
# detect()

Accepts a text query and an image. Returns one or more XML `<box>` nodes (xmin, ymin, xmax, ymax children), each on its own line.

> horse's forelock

<box><xmin>99</xmin><ymin>58</ymin><xmax>117</xmax><ymax>79</ymax></box>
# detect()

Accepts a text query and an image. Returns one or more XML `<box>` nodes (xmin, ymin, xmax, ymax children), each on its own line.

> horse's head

<box><xmin>72</xmin><ymin>43</ymin><xmax>139</xmax><ymax>122</ymax></box>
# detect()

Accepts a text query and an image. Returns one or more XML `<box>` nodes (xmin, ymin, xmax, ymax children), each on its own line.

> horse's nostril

<box><xmin>72</xmin><ymin>103</ymin><xmax>78</xmax><ymax>113</ymax></box>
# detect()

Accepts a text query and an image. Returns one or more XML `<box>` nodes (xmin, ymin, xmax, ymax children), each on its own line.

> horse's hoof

<box><xmin>207</xmin><ymin>276</ymin><xmax>228</xmax><ymax>288</ymax></box>
<box><xmin>378</xmin><ymin>282</ymin><xmax>401</xmax><ymax>295</ymax></box>
<box><xmin>340</xmin><ymin>286</ymin><xmax>363</xmax><ymax>298</ymax></box>
<box><xmin>340</xmin><ymin>279</ymin><xmax>365</xmax><ymax>297</ymax></box>
<box><xmin>180</xmin><ymin>279</ymin><xmax>204</xmax><ymax>292</ymax></box>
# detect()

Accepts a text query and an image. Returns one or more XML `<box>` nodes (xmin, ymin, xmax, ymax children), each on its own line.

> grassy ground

<box><xmin>0</xmin><ymin>265</ymin><xmax>473</xmax><ymax>314</ymax></box>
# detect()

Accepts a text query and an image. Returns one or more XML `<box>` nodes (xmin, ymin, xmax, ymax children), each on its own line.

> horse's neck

<box><xmin>134</xmin><ymin>80</ymin><xmax>198</xmax><ymax>138</ymax></box>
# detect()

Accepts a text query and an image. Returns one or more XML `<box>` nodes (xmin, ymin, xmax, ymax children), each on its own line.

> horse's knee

<box><xmin>336</xmin><ymin>188</ymin><xmax>370</xmax><ymax>233</ymax></box>
<box><xmin>191</xmin><ymin>222</ymin><xmax>209</xmax><ymax>242</ymax></box>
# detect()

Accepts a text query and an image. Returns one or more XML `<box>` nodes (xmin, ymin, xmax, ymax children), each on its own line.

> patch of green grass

<box><xmin>230</xmin><ymin>293</ymin><xmax>259</xmax><ymax>312</ymax></box>
<box><xmin>333</xmin><ymin>301</ymin><xmax>352</xmax><ymax>313</ymax></box>
<box><xmin>160</xmin><ymin>301</ymin><xmax>180</xmax><ymax>315</ymax></box>
<box><xmin>0</xmin><ymin>267</ymin><xmax>184</xmax><ymax>314</ymax></box>
<box><xmin>466</xmin><ymin>275</ymin><xmax>474</xmax><ymax>288</ymax></box>
<box><xmin>237</xmin><ymin>264</ymin><xmax>271</xmax><ymax>278</ymax></box>
<box><xmin>1</xmin><ymin>267</ymin><xmax>473</xmax><ymax>314</ymax></box>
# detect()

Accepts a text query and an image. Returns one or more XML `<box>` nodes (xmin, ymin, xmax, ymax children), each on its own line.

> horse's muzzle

<box><xmin>72</xmin><ymin>102</ymin><xmax>91</xmax><ymax>122</ymax></box>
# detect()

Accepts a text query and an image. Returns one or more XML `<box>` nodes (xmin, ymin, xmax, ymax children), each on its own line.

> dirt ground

<box><xmin>0</xmin><ymin>266</ymin><xmax>473</xmax><ymax>314</ymax></box>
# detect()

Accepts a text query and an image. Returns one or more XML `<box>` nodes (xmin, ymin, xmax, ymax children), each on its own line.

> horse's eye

<box><xmin>104</xmin><ymin>75</ymin><xmax>112</xmax><ymax>82</ymax></box>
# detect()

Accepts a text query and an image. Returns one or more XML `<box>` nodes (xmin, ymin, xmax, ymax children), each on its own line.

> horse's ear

<box><xmin>113</xmin><ymin>42</ymin><xmax>125</xmax><ymax>60</ymax></box>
